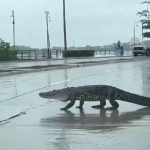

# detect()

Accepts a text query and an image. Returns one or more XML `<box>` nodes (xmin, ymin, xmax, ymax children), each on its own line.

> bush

<box><xmin>63</xmin><ymin>50</ymin><xmax>95</xmax><ymax>58</ymax></box>
<box><xmin>0</xmin><ymin>39</ymin><xmax>17</xmax><ymax>60</ymax></box>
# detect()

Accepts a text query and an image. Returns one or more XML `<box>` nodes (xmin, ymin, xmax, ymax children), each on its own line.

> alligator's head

<box><xmin>39</xmin><ymin>87</ymin><xmax>72</xmax><ymax>102</ymax></box>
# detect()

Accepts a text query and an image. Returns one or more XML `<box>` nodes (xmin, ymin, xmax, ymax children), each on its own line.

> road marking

<box><xmin>0</xmin><ymin>80</ymin><xmax>70</xmax><ymax>104</ymax></box>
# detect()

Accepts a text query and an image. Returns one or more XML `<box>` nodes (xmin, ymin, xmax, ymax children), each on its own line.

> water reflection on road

<box><xmin>0</xmin><ymin>59</ymin><xmax>150</xmax><ymax>149</ymax></box>
<box><xmin>40</xmin><ymin>106</ymin><xmax>150</xmax><ymax>150</ymax></box>
<box><xmin>41</xmin><ymin>107</ymin><xmax>150</xmax><ymax>131</ymax></box>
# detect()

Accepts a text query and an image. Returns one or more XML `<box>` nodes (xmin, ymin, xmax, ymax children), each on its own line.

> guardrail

<box><xmin>17</xmin><ymin>49</ymin><xmax>62</xmax><ymax>60</ymax></box>
<box><xmin>16</xmin><ymin>49</ymin><xmax>132</xmax><ymax>60</ymax></box>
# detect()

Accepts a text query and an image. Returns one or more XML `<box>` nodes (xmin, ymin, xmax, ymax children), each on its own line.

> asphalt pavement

<box><xmin>0</xmin><ymin>55</ymin><xmax>150</xmax><ymax>150</ymax></box>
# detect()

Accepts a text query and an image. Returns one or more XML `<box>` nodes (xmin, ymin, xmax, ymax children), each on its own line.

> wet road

<box><xmin>0</xmin><ymin>58</ymin><xmax>150</xmax><ymax>150</ymax></box>
<box><xmin>0</xmin><ymin>55</ymin><xmax>131</xmax><ymax>70</ymax></box>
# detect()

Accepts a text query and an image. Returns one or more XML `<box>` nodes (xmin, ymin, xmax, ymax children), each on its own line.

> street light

<box><xmin>45</xmin><ymin>11</ymin><xmax>51</xmax><ymax>59</ymax></box>
<box><xmin>63</xmin><ymin>0</ymin><xmax>67</xmax><ymax>51</ymax></box>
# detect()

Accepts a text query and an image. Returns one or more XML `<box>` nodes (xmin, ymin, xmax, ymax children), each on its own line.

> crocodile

<box><xmin>39</xmin><ymin>85</ymin><xmax>150</xmax><ymax>110</ymax></box>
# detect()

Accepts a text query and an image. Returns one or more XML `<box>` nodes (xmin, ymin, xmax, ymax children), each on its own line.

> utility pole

<box><xmin>142</xmin><ymin>21</ymin><xmax>144</xmax><ymax>44</ymax></box>
<box><xmin>63</xmin><ymin>0</ymin><xmax>67</xmax><ymax>51</ymax></box>
<box><xmin>134</xmin><ymin>21</ymin><xmax>136</xmax><ymax>46</ymax></box>
<box><xmin>11</xmin><ymin>10</ymin><xmax>15</xmax><ymax>51</ymax></box>
<box><xmin>45</xmin><ymin>11</ymin><xmax>51</xmax><ymax>59</ymax></box>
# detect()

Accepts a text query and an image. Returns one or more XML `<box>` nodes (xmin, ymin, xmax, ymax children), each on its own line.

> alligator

<box><xmin>39</xmin><ymin>85</ymin><xmax>150</xmax><ymax>110</ymax></box>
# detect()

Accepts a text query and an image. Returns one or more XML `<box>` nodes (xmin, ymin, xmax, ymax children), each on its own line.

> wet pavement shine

<box><xmin>0</xmin><ymin>58</ymin><xmax>150</xmax><ymax>150</ymax></box>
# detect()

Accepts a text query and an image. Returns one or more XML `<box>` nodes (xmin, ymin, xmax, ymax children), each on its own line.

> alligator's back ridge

<box><xmin>78</xmin><ymin>85</ymin><xmax>150</xmax><ymax>106</ymax></box>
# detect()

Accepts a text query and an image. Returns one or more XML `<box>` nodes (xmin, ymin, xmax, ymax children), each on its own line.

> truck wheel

<box><xmin>146</xmin><ymin>49</ymin><xmax>150</xmax><ymax>56</ymax></box>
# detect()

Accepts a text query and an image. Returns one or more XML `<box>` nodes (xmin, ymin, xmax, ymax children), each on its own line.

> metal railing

<box><xmin>17</xmin><ymin>49</ymin><xmax>62</xmax><ymax>60</ymax></box>
<box><xmin>16</xmin><ymin>49</ymin><xmax>132</xmax><ymax>60</ymax></box>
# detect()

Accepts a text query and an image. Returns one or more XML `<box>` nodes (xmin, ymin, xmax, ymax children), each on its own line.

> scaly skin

<box><xmin>39</xmin><ymin>85</ymin><xmax>150</xmax><ymax>110</ymax></box>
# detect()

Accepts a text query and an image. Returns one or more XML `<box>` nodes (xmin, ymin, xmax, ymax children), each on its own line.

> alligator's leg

<box><xmin>107</xmin><ymin>98</ymin><xmax>119</xmax><ymax>110</ymax></box>
<box><xmin>106</xmin><ymin>87</ymin><xmax>119</xmax><ymax>110</ymax></box>
<box><xmin>91</xmin><ymin>99</ymin><xmax>106</xmax><ymax>109</ymax></box>
<box><xmin>60</xmin><ymin>93</ymin><xmax>76</xmax><ymax>110</ymax></box>
<box><xmin>60</xmin><ymin>99</ymin><xmax>76</xmax><ymax>110</ymax></box>
<box><xmin>76</xmin><ymin>100</ymin><xmax>84</xmax><ymax>109</ymax></box>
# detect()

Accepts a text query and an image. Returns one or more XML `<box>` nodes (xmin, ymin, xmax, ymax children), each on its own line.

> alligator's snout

<box><xmin>39</xmin><ymin>92</ymin><xmax>48</xmax><ymax>97</ymax></box>
<box><xmin>39</xmin><ymin>92</ymin><xmax>56</xmax><ymax>98</ymax></box>
<box><xmin>39</xmin><ymin>92</ymin><xmax>44</xmax><ymax>96</ymax></box>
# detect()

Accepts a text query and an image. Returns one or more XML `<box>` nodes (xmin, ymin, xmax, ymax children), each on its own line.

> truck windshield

<box><xmin>134</xmin><ymin>47</ymin><xmax>144</xmax><ymax>50</ymax></box>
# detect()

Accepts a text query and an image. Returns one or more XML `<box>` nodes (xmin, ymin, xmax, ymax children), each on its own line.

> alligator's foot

<box><xmin>60</xmin><ymin>107</ymin><xmax>68</xmax><ymax>111</ymax></box>
<box><xmin>76</xmin><ymin>106</ymin><xmax>83</xmax><ymax>109</ymax></box>
<box><xmin>91</xmin><ymin>105</ymin><xmax>104</xmax><ymax>109</ymax></box>
<box><xmin>105</xmin><ymin>107</ymin><xmax>117</xmax><ymax>111</ymax></box>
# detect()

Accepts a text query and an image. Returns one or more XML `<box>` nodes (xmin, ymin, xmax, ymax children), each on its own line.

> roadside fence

<box><xmin>16</xmin><ymin>49</ymin><xmax>132</xmax><ymax>60</ymax></box>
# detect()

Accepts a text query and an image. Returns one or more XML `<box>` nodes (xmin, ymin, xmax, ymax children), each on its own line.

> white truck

<box><xmin>132</xmin><ymin>45</ymin><xmax>150</xmax><ymax>56</ymax></box>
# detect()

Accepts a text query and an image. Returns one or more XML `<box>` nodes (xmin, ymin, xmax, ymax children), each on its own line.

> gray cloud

<box><xmin>0</xmin><ymin>0</ymin><xmax>144</xmax><ymax>48</ymax></box>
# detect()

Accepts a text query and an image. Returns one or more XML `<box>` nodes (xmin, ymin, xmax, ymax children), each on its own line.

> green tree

<box><xmin>137</xmin><ymin>1</ymin><xmax>150</xmax><ymax>39</ymax></box>
<box><xmin>0</xmin><ymin>39</ymin><xmax>17</xmax><ymax>60</ymax></box>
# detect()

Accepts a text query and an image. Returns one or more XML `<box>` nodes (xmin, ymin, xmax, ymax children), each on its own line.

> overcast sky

<box><xmin>0</xmin><ymin>0</ymin><xmax>146</xmax><ymax>48</ymax></box>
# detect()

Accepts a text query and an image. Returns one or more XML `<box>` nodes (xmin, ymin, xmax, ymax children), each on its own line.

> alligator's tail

<box><xmin>117</xmin><ymin>88</ymin><xmax>150</xmax><ymax>107</ymax></box>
